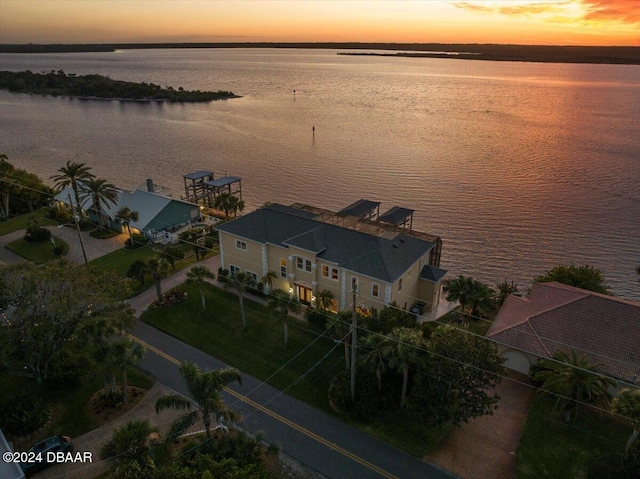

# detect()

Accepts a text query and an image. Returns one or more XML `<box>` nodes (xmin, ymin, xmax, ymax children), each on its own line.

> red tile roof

<box><xmin>487</xmin><ymin>282</ymin><xmax>640</xmax><ymax>383</ymax></box>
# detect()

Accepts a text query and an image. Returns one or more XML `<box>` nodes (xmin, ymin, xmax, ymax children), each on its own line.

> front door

<box><xmin>296</xmin><ymin>284</ymin><xmax>312</xmax><ymax>305</ymax></box>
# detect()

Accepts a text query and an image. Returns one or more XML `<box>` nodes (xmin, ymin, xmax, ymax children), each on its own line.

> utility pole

<box><xmin>68</xmin><ymin>192</ymin><xmax>89</xmax><ymax>266</ymax></box>
<box><xmin>350</xmin><ymin>282</ymin><xmax>357</xmax><ymax>400</ymax></box>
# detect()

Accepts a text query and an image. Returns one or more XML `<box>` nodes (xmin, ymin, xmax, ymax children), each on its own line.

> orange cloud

<box><xmin>454</xmin><ymin>0</ymin><xmax>640</xmax><ymax>24</ymax></box>
<box><xmin>581</xmin><ymin>0</ymin><xmax>640</xmax><ymax>23</ymax></box>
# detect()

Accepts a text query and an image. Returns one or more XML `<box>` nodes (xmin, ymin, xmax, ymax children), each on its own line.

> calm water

<box><xmin>1</xmin><ymin>49</ymin><xmax>639</xmax><ymax>299</ymax></box>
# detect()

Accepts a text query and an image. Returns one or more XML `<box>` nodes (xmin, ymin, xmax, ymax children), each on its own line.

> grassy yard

<box><xmin>0</xmin><ymin>368</ymin><xmax>154</xmax><ymax>450</ymax></box>
<box><xmin>5</xmin><ymin>236</ymin><xmax>68</xmax><ymax>264</ymax></box>
<box><xmin>89</xmin><ymin>243</ymin><xmax>217</xmax><ymax>296</ymax></box>
<box><xmin>143</xmin><ymin>283</ymin><xmax>344</xmax><ymax>410</ymax></box>
<box><xmin>0</xmin><ymin>209</ymin><xmax>56</xmax><ymax>236</ymax></box>
<box><xmin>142</xmin><ymin>283</ymin><xmax>446</xmax><ymax>457</ymax></box>
<box><xmin>516</xmin><ymin>395</ymin><xmax>631</xmax><ymax>479</ymax></box>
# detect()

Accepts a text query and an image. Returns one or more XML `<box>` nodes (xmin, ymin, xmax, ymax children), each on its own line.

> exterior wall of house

<box><xmin>497</xmin><ymin>345</ymin><xmax>536</xmax><ymax>376</ymax></box>
<box><xmin>390</xmin><ymin>253</ymin><xmax>431</xmax><ymax>311</ymax></box>
<box><xmin>266</xmin><ymin>244</ymin><xmax>294</xmax><ymax>292</ymax></box>
<box><xmin>417</xmin><ymin>280</ymin><xmax>440</xmax><ymax>313</ymax></box>
<box><xmin>218</xmin><ymin>232</ymin><xmax>441</xmax><ymax>313</ymax></box>
<box><xmin>218</xmin><ymin>232</ymin><xmax>263</xmax><ymax>282</ymax></box>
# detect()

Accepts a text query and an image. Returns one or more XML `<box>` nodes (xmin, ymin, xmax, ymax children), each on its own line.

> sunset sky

<box><xmin>1</xmin><ymin>0</ymin><xmax>638</xmax><ymax>46</ymax></box>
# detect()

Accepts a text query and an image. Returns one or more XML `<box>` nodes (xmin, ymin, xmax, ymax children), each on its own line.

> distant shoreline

<box><xmin>0</xmin><ymin>70</ymin><xmax>239</xmax><ymax>102</ymax></box>
<box><xmin>1</xmin><ymin>42</ymin><xmax>638</xmax><ymax>65</ymax></box>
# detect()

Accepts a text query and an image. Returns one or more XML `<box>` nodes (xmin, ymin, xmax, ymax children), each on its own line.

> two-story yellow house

<box><xmin>215</xmin><ymin>203</ymin><xmax>447</xmax><ymax>314</ymax></box>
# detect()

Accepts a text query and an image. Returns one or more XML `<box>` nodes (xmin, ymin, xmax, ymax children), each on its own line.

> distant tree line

<box><xmin>0</xmin><ymin>70</ymin><xmax>238</xmax><ymax>102</ymax></box>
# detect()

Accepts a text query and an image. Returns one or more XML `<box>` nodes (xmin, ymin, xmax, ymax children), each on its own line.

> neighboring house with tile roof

<box><xmin>487</xmin><ymin>282</ymin><xmax>640</xmax><ymax>385</ymax></box>
<box><xmin>215</xmin><ymin>203</ymin><xmax>447</xmax><ymax>314</ymax></box>
<box><xmin>53</xmin><ymin>183</ymin><xmax>200</xmax><ymax>242</ymax></box>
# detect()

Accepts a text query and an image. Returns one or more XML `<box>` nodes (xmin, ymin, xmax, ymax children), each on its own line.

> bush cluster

<box><xmin>0</xmin><ymin>394</ymin><xmax>49</xmax><ymax>436</ymax></box>
<box><xmin>24</xmin><ymin>224</ymin><xmax>52</xmax><ymax>243</ymax></box>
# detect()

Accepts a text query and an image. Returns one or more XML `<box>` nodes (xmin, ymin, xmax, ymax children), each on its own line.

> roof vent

<box><xmin>392</xmin><ymin>244</ymin><xmax>398</xmax><ymax>248</ymax></box>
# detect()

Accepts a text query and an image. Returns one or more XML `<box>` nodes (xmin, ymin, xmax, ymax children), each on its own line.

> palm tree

<box><xmin>224</xmin><ymin>271</ymin><xmax>255</xmax><ymax>330</ymax></box>
<box><xmin>81</xmin><ymin>178</ymin><xmax>119</xmax><ymax>227</ymax></box>
<box><xmin>115</xmin><ymin>206</ymin><xmax>139</xmax><ymax>243</ymax></box>
<box><xmin>213</xmin><ymin>193</ymin><xmax>233</xmax><ymax>218</ymax></box>
<box><xmin>495</xmin><ymin>279</ymin><xmax>519</xmax><ymax>308</ymax></box>
<box><xmin>147</xmin><ymin>258</ymin><xmax>170</xmax><ymax>302</ymax></box>
<box><xmin>612</xmin><ymin>388</ymin><xmax>640</xmax><ymax>452</ymax></box>
<box><xmin>267</xmin><ymin>289</ymin><xmax>301</xmax><ymax>350</ymax></box>
<box><xmin>51</xmin><ymin>161</ymin><xmax>95</xmax><ymax>217</ymax></box>
<box><xmin>155</xmin><ymin>362</ymin><xmax>242</xmax><ymax>439</ymax></box>
<box><xmin>186</xmin><ymin>266</ymin><xmax>215</xmax><ymax>312</ymax></box>
<box><xmin>383</xmin><ymin>327</ymin><xmax>424</xmax><ymax>408</ymax></box>
<box><xmin>112</xmin><ymin>339</ymin><xmax>145</xmax><ymax>403</ymax></box>
<box><xmin>261</xmin><ymin>270</ymin><xmax>277</xmax><ymax>294</ymax></box>
<box><xmin>100</xmin><ymin>419</ymin><xmax>159</xmax><ymax>475</ymax></box>
<box><xmin>315</xmin><ymin>289</ymin><xmax>335</xmax><ymax>311</ymax></box>
<box><xmin>533</xmin><ymin>349</ymin><xmax>617</xmax><ymax>421</ymax></box>
<box><xmin>228</xmin><ymin>195</ymin><xmax>245</xmax><ymax>218</ymax></box>
<box><xmin>360</xmin><ymin>334</ymin><xmax>388</xmax><ymax>391</ymax></box>
<box><xmin>443</xmin><ymin>275</ymin><xmax>495</xmax><ymax>317</ymax></box>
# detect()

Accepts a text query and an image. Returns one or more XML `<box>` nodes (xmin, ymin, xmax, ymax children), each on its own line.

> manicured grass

<box><xmin>89</xmin><ymin>245</ymin><xmax>218</xmax><ymax>296</ymax></box>
<box><xmin>5</xmin><ymin>236</ymin><xmax>68</xmax><ymax>264</ymax></box>
<box><xmin>516</xmin><ymin>395</ymin><xmax>630</xmax><ymax>479</ymax></box>
<box><xmin>1</xmin><ymin>368</ymin><xmax>154</xmax><ymax>450</ymax></box>
<box><xmin>89</xmin><ymin>244</ymin><xmax>158</xmax><ymax>276</ymax></box>
<box><xmin>143</xmin><ymin>283</ymin><xmax>344</xmax><ymax>410</ymax></box>
<box><xmin>142</xmin><ymin>283</ymin><xmax>448</xmax><ymax>457</ymax></box>
<box><xmin>0</xmin><ymin>209</ymin><xmax>56</xmax><ymax>236</ymax></box>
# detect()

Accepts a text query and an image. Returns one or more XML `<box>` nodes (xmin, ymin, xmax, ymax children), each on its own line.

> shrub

<box><xmin>0</xmin><ymin>394</ymin><xmax>48</xmax><ymax>436</ymax></box>
<box><xmin>52</xmin><ymin>243</ymin><xmax>68</xmax><ymax>257</ymax></box>
<box><xmin>46</xmin><ymin>207</ymin><xmax>72</xmax><ymax>224</ymax></box>
<box><xmin>46</xmin><ymin>349</ymin><xmax>92</xmax><ymax>389</ymax></box>
<box><xmin>218</xmin><ymin>269</ymin><xmax>230</xmax><ymax>284</ymax></box>
<box><xmin>24</xmin><ymin>224</ymin><xmax>52</xmax><ymax>243</ymax></box>
<box><xmin>328</xmin><ymin>369</ymin><xmax>391</xmax><ymax>421</ymax></box>
<box><xmin>126</xmin><ymin>233</ymin><xmax>147</xmax><ymax>249</ymax></box>
<box><xmin>127</xmin><ymin>259</ymin><xmax>148</xmax><ymax>284</ymax></box>
<box><xmin>306</xmin><ymin>308</ymin><xmax>328</xmax><ymax>330</ymax></box>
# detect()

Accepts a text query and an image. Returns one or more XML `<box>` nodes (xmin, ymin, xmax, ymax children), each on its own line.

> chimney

<box><xmin>146</xmin><ymin>178</ymin><xmax>154</xmax><ymax>193</ymax></box>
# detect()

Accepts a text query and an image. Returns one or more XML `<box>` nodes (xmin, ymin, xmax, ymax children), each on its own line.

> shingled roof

<box><xmin>487</xmin><ymin>282</ymin><xmax>640</xmax><ymax>383</ymax></box>
<box><xmin>216</xmin><ymin>204</ymin><xmax>436</xmax><ymax>283</ymax></box>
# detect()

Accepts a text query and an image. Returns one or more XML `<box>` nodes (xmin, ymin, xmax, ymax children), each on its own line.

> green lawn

<box><xmin>5</xmin><ymin>236</ymin><xmax>68</xmax><ymax>264</ymax></box>
<box><xmin>142</xmin><ymin>283</ymin><xmax>447</xmax><ymax>457</ymax></box>
<box><xmin>89</xmin><ymin>245</ymin><xmax>218</xmax><ymax>296</ymax></box>
<box><xmin>143</xmin><ymin>283</ymin><xmax>344</xmax><ymax>409</ymax></box>
<box><xmin>0</xmin><ymin>209</ymin><xmax>56</xmax><ymax>236</ymax></box>
<box><xmin>516</xmin><ymin>395</ymin><xmax>631</xmax><ymax>479</ymax></box>
<box><xmin>0</xmin><ymin>368</ymin><xmax>153</xmax><ymax>450</ymax></box>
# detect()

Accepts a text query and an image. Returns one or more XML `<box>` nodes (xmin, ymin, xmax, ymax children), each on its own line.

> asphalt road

<box><xmin>131</xmin><ymin>321</ymin><xmax>457</xmax><ymax>479</ymax></box>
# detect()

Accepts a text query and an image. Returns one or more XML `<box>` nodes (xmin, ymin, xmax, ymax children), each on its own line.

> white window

<box><xmin>398</xmin><ymin>278</ymin><xmax>403</xmax><ymax>291</ymax></box>
<box><xmin>322</xmin><ymin>264</ymin><xmax>329</xmax><ymax>278</ymax></box>
<box><xmin>331</xmin><ymin>267</ymin><xmax>339</xmax><ymax>281</ymax></box>
<box><xmin>296</xmin><ymin>256</ymin><xmax>312</xmax><ymax>272</ymax></box>
<box><xmin>351</xmin><ymin>276</ymin><xmax>359</xmax><ymax>292</ymax></box>
<box><xmin>280</xmin><ymin>258</ymin><xmax>287</xmax><ymax>278</ymax></box>
<box><xmin>372</xmin><ymin>283</ymin><xmax>380</xmax><ymax>298</ymax></box>
<box><xmin>235</xmin><ymin>240</ymin><xmax>247</xmax><ymax>251</ymax></box>
<box><xmin>247</xmin><ymin>271</ymin><xmax>258</xmax><ymax>283</ymax></box>
<box><xmin>230</xmin><ymin>265</ymin><xmax>240</xmax><ymax>276</ymax></box>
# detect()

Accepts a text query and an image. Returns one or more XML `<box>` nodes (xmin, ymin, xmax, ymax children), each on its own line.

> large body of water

<box><xmin>1</xmin><ymin>49</ymin><xmax>639</xmax><ymax>299</ymax></box>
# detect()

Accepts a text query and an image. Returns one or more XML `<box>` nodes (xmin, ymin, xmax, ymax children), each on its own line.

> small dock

<box><xmin>182</xmin><ymin>170</ymin><xmax>242</xmax><ymax>207</ymax></box>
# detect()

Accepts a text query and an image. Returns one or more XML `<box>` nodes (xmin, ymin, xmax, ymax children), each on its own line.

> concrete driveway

<box><xmin>426</xmin><ymin>371</ymin><xmax>534</xmax><ymax>479</ymax></box>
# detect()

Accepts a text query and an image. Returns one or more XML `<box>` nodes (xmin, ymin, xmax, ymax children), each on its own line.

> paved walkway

<box><xmin>127</xmin><ymin>254</ymin><xmax>221</xmax><ymax>317</ymax></box>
